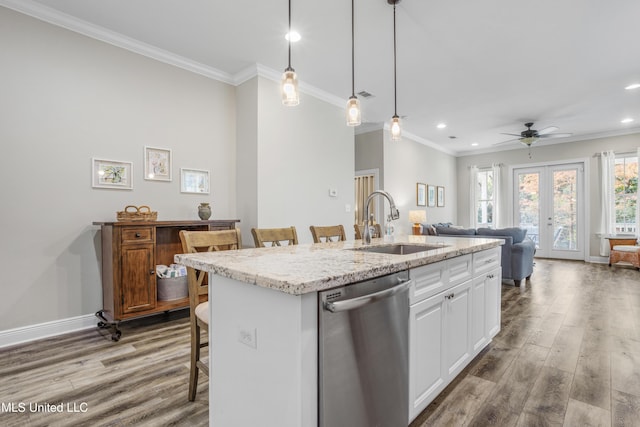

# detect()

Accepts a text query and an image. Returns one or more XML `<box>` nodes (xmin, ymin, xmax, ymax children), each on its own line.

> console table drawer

<box><xmin>121</xmin><ymin>227</ymin><xmax>154</xmax><ymax>244</ymax></box>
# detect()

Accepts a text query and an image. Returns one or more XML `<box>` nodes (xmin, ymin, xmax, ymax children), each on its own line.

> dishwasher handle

<box><xmin>324</xmin><ymin>278</ymin><xmax>411</xmax><ymax>313</ymax></box>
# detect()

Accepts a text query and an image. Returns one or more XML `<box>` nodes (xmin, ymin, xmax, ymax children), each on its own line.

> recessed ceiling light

<box><xmin>471</xmin><ymin>142</ymin><xmax>479</xmax><ymax>146</ymax></box>
<box><xmin>285</xmin><ymin>31</ymin><xmax>301</xmax><ymax>42</ymax></box>
<box><xmin>625</xmin><ymin>83</ymin><xmax>640</xmax><ymax>90</ymax></box>
<box><xmin>436</xmin><ymin>123</ymin><xmax>447</xmax><ymax>129</ymax></box>
<box><xmin>621</xmin><ymin>118</ymin><xmax>634</xmax><ymax>124</ymax></box>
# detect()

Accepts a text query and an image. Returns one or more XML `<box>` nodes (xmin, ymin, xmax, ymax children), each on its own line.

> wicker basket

<box><xmin>116</xmin><ymin>205</ymin><xmax>158</xmax><ymax>222</ymax></box>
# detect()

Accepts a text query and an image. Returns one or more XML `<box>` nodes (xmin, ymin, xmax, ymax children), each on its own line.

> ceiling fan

<box><xmin>495</xmin><ymin>122</ymin><xmax>572</xmax><ymax>147</ymax></box>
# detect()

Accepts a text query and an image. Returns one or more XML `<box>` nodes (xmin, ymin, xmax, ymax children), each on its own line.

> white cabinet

<box><xmin>409</xmin><ymin>292</ymin><xmax>446</xmax><ymax>420</ymax></box>
<box><xmin>485</xmin><ymin>267</ymin><xmax>501</xmax><ymax>339</ymax></box>
<box><xmin>443</xmin><ymin>280</ymin><xmax>472</xmax><ymax>379</ymax></box>
<box><xmin>409</xmin><ymin>248</ymin><xmax>501</xmax><ymax>422</ymax></box>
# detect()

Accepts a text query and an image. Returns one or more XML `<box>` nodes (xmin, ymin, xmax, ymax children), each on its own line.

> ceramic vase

<box><xmin>198</xmin><ymin>202</ymin><xmax>211</xmax><ymax>220</ymax></box>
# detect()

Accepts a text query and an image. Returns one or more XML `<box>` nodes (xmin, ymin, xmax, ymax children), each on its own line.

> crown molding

<box><xmin>0</xmin><ymin>0</ymin><xmax>235</xmax><ymax>84</ymax></box>
<box><xmin>2</xmin><ymin>0</ymin><xmax>353</xmax><ymax>110</ymax></box>
<box><xmin>381</xmin><ymin>122</ymin><xmax>457</xmax><ymax>156</ymax></box>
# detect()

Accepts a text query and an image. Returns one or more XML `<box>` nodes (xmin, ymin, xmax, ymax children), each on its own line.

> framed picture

<box><xmin>437</xmin><ymin>186</ymin><xmax>445</xmax><ymax>207</ymax></box>
<box><xmin>144</xmin><ymin>146</ymin><xmax>172</xmax><ymax>181</ymax></box>
<box><xmin>181</xmin><ymin>168</ymin><xmax>210</xmax><ymax>194</ymax></box>
<box><xmin>416</xmin><ymin>183</ymin><xmax>426</xmax><ymax>206</ymax></box>
<box><xmin>92</xmin><ymin>158</ymin><xmax>133</xmax><ymax>190</ymax></box>
<box><xmin>427</xmin><ymin>185</ymin><xmax>436</xmax><ymax>207</ymax></box>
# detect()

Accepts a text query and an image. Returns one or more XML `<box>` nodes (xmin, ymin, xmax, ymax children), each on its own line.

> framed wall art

<box><xmin>144</xmin><ymin>146</ymin><xmax>172</xmax><ymax>181</ymax></box>
<box><xmin>181</xmin><ymin>168</ymin><xmax>210</xmax><ymax>194</ymax></box>
<box><xmin>427</xmin><ymin>185</ymin><xmax>436</xmax><ymax>207</ymax></box>
<box><xmin>437</xmin><ymin>186</ymin><xmax>445</xmax><ymax>207</ymax></box>
<box><xmin>416</xmin><ymin>183</ymin><xmax>426</xmax><ymax>206</ymax></box>
<box><xmin>92</xmin><ymin>158</ymin><xmax>133</xmax><ymax>190</ymax></box>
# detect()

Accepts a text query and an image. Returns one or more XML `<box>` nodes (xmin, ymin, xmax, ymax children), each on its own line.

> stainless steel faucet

<box><xmin>363</xmin><ymin>190</ymin><xmax>400</xmax><ymax>244</ymax></box>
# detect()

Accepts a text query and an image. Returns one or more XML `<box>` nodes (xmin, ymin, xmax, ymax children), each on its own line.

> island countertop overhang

<box><xmin>174</xmin><ymin>235</ymin><xmax>503</xmax><ymax>295</ymax></box>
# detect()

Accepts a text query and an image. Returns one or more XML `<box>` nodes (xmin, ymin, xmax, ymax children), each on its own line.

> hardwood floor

<box><xmin>411</xmin><ymin>259</ymin><xmax>640</xmax><ymax>427</ymax></box>
<box><xmin>0</xmin><ymin>259</ymin><xmax>638</xmax><ymax>426</ymax></box>
<box><xmin>0</xmin><ymin>310</ymin><xmax>208</xmax><ymax>426</ymax></box>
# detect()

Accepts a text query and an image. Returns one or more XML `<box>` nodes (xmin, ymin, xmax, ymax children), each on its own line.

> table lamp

<box><xmin>409</xmin><ymin>210</ymin><xmax>427</xmax><ymax>235</ymax></box>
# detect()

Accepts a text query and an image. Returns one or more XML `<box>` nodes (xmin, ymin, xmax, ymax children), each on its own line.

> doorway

<box><xmin>513</xmin><ymin>162</ymin><xmax>585</xmax><ymax>260</ymax></box>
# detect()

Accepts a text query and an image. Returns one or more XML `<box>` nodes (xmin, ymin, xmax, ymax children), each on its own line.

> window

<box><xmin>476</xmin><ymin>169</ymin><xmax>494</xmax><ymax>227</ymax></box>
<box><xmin>614</xmin><ymin>154</ymin><xmax>638</xmax><ymax>233</ymax></box>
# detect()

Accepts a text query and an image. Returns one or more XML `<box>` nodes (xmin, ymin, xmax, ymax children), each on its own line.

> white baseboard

<box><xmin>0</xmin><ymin>314</ymin><xmax>97</xmax><ymax>349</ymax></box>
<box><xmin>589</xmin><ymin>256</ymin><xmax>609</xmax><ymax>264</ymax></box>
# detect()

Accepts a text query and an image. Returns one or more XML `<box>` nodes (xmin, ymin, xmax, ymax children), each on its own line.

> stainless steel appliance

<box><xmin>319</xmin><ymin>271</ymin><xmax>411</xmax><ymax>427</ymax></box>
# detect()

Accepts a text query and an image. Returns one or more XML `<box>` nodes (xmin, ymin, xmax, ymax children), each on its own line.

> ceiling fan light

<box><xmin>390</xmin><ymin>115</ymin><xmax>401</xmax><ymax>141</ymax></box>
<box><xmin>281</xmin><ymin>68</ymin><xmax>299</xmax><ymax>106</ymax></box>
<box><xmin>521</xmin><ymin>136</ymin><xmax>537</xmax><ymax>146</ymax></box>
<box><xmin>346</xmin><ymin>96</ymin><xmax>361</xmax><ymax>126</ymax></box>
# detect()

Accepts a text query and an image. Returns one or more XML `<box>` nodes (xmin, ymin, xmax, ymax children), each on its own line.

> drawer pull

<box><xmin>484</xmin><ymin>259</ymin><xmax>494</xmax><ymax>264</ymax></box>
<box><xmin>149</xmin><ymin>269</ymin><xmax>155</xmax><ymax>275</ymax></box>
<box><xmin>135</xmin><ymin>233</ymin><xmax>141</xmax><ymax>238</ymax></box>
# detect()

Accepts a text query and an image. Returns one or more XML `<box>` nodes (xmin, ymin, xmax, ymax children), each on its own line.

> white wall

<box><xmin>456</xmin><ymin>133</ymin><xmax>640</xmax><ymax>258</ymax></box>
<box><xmin>0</xmin><ymin>7</ymin><xmax>236</xmax><ymax>331</ymax></box>
<box><xmin>383</xmin><ymin>133</ymin><xmax>458</xmax><ymax>235</ymax></box>
<box><xmin>236</xmin><ymin>76</ymin><xmax>355</xmax><ymax>245</ymax></box>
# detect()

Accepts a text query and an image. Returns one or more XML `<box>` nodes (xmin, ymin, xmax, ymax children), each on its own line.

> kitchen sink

<box><xmin>351</xmin><ymin>243</ymin><xmax>448</xmax><ymax>255</ymax></box>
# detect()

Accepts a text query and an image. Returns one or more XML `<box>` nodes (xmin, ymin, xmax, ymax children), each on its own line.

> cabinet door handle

<box><xmin>149</xmin><ymin>269</ymin><xmax>155</xmax><ymax>275</ymax></box>
<box><xmin>445</xmin><ymin>292</ymin><xmax>454</xmax><ymax>300</ymax></box>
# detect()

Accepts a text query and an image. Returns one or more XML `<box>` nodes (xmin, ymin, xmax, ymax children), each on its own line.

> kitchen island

<box><xmin>175</xmin><ymin>234</ymin><xmax>503</xmax><ymax>426</ymax></box>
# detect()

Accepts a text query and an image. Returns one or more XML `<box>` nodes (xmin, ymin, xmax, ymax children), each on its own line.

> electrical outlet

<box><xmin>238</xmin><ymin>327</ymin><xmax>257</xmax><ymax>349</ymax></box>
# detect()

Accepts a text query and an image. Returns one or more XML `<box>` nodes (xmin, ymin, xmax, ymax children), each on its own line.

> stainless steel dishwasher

<box><xmin>318</xmin><ymin>271</ymin><xmax>411</xmax><ymax>427</ymax></box>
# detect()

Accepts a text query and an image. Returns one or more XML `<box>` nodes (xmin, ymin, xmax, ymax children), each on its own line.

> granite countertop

<box><xmin>174</xmin><ymin>234</ymin><xmax>502</xmax><ymax>295</ymax></box>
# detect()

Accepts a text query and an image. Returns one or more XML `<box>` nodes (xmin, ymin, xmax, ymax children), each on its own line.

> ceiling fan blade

<box><xmin>537</xmin><ymin>126</ymin><xmax>559</xmax><ymax>135</ymax></box>
<box><xmin>493</xmin><ymin>138</ymin><xmax>520</xmax><ymax>146</ymax></box>
<box><xmin>500</xmin><ymin>133</ymin><xmax>523</xmax><ymax>137</ymax></box>
<box><xmin>538</xmin><ymin>133</ymin><xmax>572</xmax><ymax>139</ymax></box>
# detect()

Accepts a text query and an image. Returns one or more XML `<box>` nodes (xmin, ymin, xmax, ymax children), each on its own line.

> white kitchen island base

<box><xmin>209</xmin><ymin>275</ymin><xmax>318</xmax><ymax>426</ymax></box>
<box><xmin>174</xmin><ymin>236</ymin><xmax>504</xmax><ymax>426</ymax></box>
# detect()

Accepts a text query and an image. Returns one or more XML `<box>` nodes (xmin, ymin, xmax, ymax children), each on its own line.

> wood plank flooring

<box><xmin>0</xmin><ymin>259</ymin><xmax>639</xmax><ymax>426</ymax></box>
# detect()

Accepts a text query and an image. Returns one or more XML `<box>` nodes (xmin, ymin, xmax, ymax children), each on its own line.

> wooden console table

<box><xmin>93</xmin><ymin>219</ymin><xmax>240</xmax><ymax>340</ymax></box>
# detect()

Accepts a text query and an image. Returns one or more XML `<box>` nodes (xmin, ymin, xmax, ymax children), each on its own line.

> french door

<box><xmin>513</xmin><ymin>163</ymin><xmax>585</xmax><ymax>260</ymax></box>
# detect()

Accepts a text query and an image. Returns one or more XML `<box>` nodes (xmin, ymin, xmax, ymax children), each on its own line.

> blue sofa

<box><xmin>421</xmin><ymin>224</ymin><xmax>535</xmax><ymax>286</ymax></box>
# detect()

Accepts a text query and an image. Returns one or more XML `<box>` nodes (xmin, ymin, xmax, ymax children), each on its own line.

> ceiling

<box><xmin>9</xmin><ymin>0</ymin><xmax>640</xmax><ymax>155</ymax></box>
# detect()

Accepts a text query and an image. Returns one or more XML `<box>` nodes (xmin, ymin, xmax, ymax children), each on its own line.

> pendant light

<box><xmin>346</xmin><ymin>0</ymin><xmax>361</xmax><ymax>126</ymax></box>
<box><xmin>389</xmin><ymin>0</ymin><xmax>401</xmax><ymax>141</ymax></box>
<box><xmin>281</xmin><ymin>0</ymin><xmax>299</xmax><ymax>106</ymax></box>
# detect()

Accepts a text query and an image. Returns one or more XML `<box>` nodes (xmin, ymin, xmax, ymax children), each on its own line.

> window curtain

<box><xmin>354</xmin><ymin>175</ymin><xmax>375</xmax><ymax>225</ymax></box>
<box><xmin>492</xmin><ymin>163</ymin><xmax>501</xmax><ymax>229</ymax></box>
<box><xmin>469</xmin><ymin>166</ymin><xmax>479</xmax><ymax>228</ymax></box>
<box><xmin>599</xmin><ymin>150</ymin><xmax>615</xmax><ymax>256</ymax></box>
<box><xmin>637</xmin><ymin>147</ymin><xmax>640</xmax><ymax>240</ymax></box>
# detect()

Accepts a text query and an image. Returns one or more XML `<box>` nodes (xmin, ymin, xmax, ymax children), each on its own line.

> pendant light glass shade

<box><xmin>346</xmin><ymin>96</ymin><xmax>361</xmax><ymax>126</ymax></box>
<box><xmin>390</xmin><ymin>115</ymin><xmax>401</xmax><ymax>140</ymax></box>
<box><xmin>282</xmin><ymin>0</ymin><xmax>299</xmax><ymax>106</ymax></box>
<box><xmin>281</xmin><ymin>67</ymin><xmax>299</xmax><ymax>106</ymax></box>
